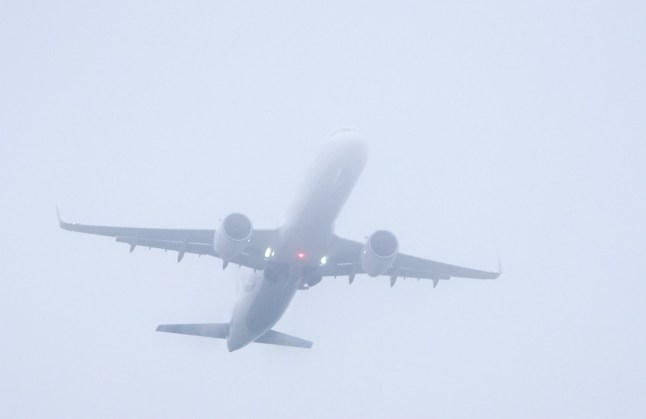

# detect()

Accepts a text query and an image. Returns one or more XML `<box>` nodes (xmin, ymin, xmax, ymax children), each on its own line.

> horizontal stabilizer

<box><xmin>255</xmin><ymin>330</ymin><xmax>313</xmax><ymax>349</ymax></box>
<box><xmin>156</xmin><ymin>323</ymin><xmax>312</xmax><ymax>349</ymax></box>
<box><xmin>156</xmin><ymin>323</ymin><xmax>229</xmax><ymax>339</ymax></box>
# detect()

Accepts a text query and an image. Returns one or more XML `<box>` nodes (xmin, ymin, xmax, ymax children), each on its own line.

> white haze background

<box><xmin>1</xmin><ymin>1</ymin><xmax>645</xmax><ymax>418</ymax></box>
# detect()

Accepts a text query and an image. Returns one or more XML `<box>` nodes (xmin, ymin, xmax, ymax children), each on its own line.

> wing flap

<box><xmin>116</xmin><ymin>236</ymin><xmax>215</xmax><ymax>256</ymax></box>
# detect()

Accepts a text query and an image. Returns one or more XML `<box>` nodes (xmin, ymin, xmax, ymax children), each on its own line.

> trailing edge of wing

<box><xmin>57</xmin><ymin>208</ymin><xmax>276</xmax><ymax>270</ymax></box>
<box><xmin>323</xmin><ymin>236</ymin><xmax>501</xmax><ymax>281</ymax></box>
<box><xmin>392</xmin><ymin>253</ymin><xmax>501</xmax><ymax>280</ymax></box>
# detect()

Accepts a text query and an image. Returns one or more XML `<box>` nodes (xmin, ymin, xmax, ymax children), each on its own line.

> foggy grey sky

<box><xmin>1</xmin><ymin>1</ymin><xmax>645</xmax><ymax>418</ymax></box>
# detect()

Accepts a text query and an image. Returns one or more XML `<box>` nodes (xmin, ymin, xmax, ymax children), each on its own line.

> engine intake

<box><xmin>361</xmin><ymin>230</ymin><xmax>399</xmax><ymax>277</ymax></box>
<box><xmin>213</xmin><ymin>213</ymin><xmax>253</xmax><ymax>261</ymax></box>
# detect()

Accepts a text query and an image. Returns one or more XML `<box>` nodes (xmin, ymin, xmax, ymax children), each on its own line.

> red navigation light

<box><xmin>297</xmin><ymin>252</ymin><xmax>306</xmax><ymax>259</ymax></box>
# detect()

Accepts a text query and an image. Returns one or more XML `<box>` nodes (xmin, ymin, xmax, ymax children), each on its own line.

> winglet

<box><xmin>56</xmin><ymin>206</ymin><xmax>65</xmax><ymax>228</ymax></box>
<box><xmin>497</xmin><ymin>257</ymin><xmax>503</xmax><ymax>276</ymax></box>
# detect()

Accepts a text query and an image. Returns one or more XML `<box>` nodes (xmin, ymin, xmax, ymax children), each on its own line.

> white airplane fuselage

<box><xmin>59</xmin><ymin>129</ymin><xmax>500</xmax><ymax>351</ymax></box>
<box><xmin>227</xmin><ymin>132</ymin><xmax>368</xmax><ymax>351</ymax></box>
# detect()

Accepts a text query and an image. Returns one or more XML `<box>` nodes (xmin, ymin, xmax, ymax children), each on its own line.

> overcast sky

<box><xmin>1</xmin><ymin>1</ymin><xmax>645</xmax><ymax>418</ymax></box>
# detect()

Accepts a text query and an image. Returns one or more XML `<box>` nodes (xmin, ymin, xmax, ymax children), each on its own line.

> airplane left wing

<box><xmin>58</xmin><ymin>210</ymin><xmax>274</xmax><ymax>270</ymax></box>
<box><xmin>321</xmin><ymin>236</ymin><xmax>500</xmax><ymax>286</ymax></box>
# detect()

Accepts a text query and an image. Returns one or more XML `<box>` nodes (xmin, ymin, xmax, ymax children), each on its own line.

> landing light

<box><xmin>320</xmin><ymin>256</ymin><xmax>328</xmax><ymax>265</ymax></box>
<box><xmin>264</xmin><ymin>247</ymin><xmax>272</xmax><ymax>258</ymax></box>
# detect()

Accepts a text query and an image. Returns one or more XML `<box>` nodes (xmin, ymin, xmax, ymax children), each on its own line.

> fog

<box><xmin>1</xmin><ymin>1</ymin><xmax>645</xmax><ymax>418</ymax></box>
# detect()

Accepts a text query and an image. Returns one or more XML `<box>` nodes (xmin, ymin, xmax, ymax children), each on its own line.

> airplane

<box><xmin>59</xmin><ymin>129</ymin><xmax>500</xmax><ymax>351</ymax></box>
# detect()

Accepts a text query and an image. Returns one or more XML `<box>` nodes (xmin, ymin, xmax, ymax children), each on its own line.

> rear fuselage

<box><xmin>227</xmin><ymin>131</ymin><xmax>368</xmax><ymax>351</ymax></box>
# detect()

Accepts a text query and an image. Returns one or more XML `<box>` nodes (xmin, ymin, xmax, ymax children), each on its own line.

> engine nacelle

<box><xmin>213</xmin><ymin>213</ymin><xmax>253</xmax><ymax>261</ymax></box>
<box><xmin>360</xmin><ymin>230</ymin><xmax>399</xmax><ymax>277</ymax></box>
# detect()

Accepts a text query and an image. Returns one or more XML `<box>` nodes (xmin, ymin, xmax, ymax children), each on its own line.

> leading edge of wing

<box><xmin>57</xmin><ymin>207</ymin><xmax>214</xmax><ymax>243</ymax></box>
<box><xmin>393</xmin><ymin>253</ymin><xmax>501</xmax><ymax>280</ymax></box>
<box><xmin>323</xmin><ymin>236</ymin><xmax>501</xmax><ymax>281</ymax></box>
<box><xmin>57</xmin><ymin>207</ymin><xmax>275</xmax><ymax>270</ymax></box>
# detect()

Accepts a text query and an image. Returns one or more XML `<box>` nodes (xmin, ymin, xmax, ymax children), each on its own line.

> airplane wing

<box><xmin>57</xmin><ymin>210</ymin><xmax>275</xmax><ymax>270</ymax></box>
<box><xmin>320</xmin><ymin>236</ymin><xmax>500</xmax><ymax>286</ymax></box>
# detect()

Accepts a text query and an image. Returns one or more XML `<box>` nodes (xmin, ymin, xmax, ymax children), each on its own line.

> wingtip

<box><xmin>56</xmin><ymin>206</ymin><xmax>73</xmax><ymax>229</ymax></box>
<box><xmin>489</xmin><ymin>257</ymin><xmax>502</xmax><ymax>279</ymax></box>
<box><xmin>56</xmin><ymin>206</ymin><xmax>63</xmax><ymax>226</ymax></box>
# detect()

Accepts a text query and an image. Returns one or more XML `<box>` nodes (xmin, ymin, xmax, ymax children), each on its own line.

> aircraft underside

<box><xmin>59</xmin><ymin>130</ymin><xmax>500</xmax><ymax>351</ymax></box>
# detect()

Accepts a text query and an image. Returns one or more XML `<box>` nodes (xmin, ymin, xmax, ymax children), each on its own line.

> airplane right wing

<box><xmin>58</xmin><ymin>210</ymin><xmax>276</xmax><ymax>270</ymax></box>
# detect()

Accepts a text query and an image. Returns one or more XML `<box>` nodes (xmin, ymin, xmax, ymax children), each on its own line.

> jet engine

<box><xmin>360</xmin><ymin>230</ymin><xmax>399</xmax><ymax>276</ymax></box>
<box><xmin>213</xmin><ymin>213</ymin><xmax>253</xmax><ymax>261</ymax></box>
